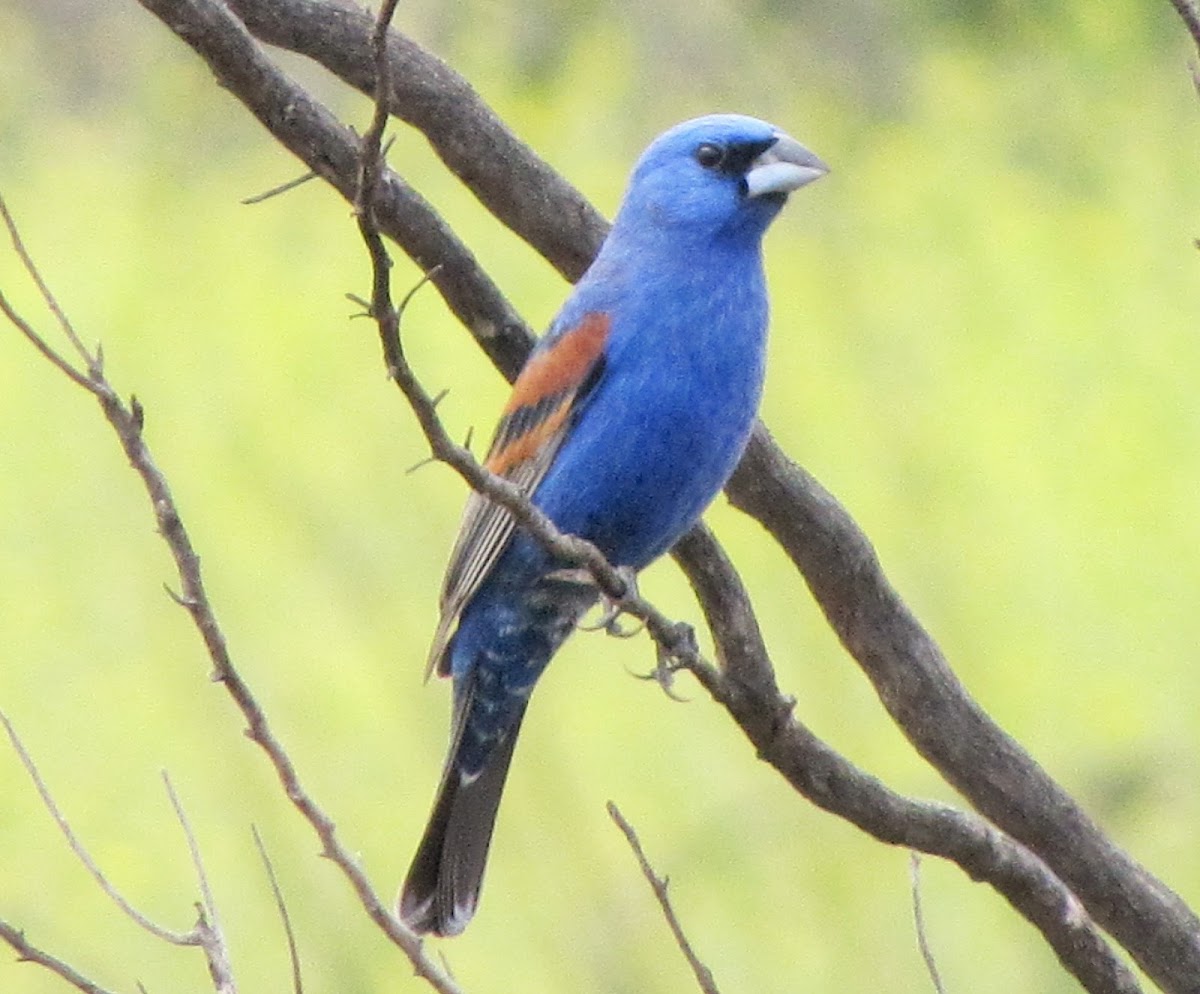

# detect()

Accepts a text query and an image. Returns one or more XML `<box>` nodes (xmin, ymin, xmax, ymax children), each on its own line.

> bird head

<box><xmin>613</xmin><ymin>114</ymin><xmax>828</xmax><ymax>246</ymax></box>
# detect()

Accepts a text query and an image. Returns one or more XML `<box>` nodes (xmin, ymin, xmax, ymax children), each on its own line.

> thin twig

<box><xmin>0</xmin><ymin>710</ymin><xmax>197</xmax><ymax>947</ymax></box>
<box><xmin>348</xmin><ymin>3</ymin><xmax>709</xmax><ymax>692</ymax></box>
<box><xmin>354</xmin><ymin>0</ymin><xmax>403</xmax><ymax>372</ymax></box>
<box><xmin>164</xmin><ymin>774</ymin><xmax>222</xmax><ymax>941</ymax></box>
<box><xmin>163</xmin><ymin>773</ymin><xmax>237</xmax><ymax>993</ymax></box>
<box><xmin>0</xmin><ymin>198</ymin><xmax>95</xmax><ymax>371</ymax></box>
<box><xmin>607</xmin><ymin>803</ymin><xmax>721</xmax><ymax>994</ymax></box>
<box><xmin>252</xmin><ymin>826</ymin><xmax>304</xmax><ymax>994</ymax></box>
<box><xmin>0</xmin><ymin>920</ymin><xmax>119</xmax><ymax>994</ymax></box>
<box><xmin>353</xmin><ymin>0</ymin><xmax>708</xmax><ymax>675</ymax></box>
<box><xmin>910</xmin><ymin>853</ymin><xmax>947</xmax><ymax>994</ymax></box>
<box><xmin>0</xmin><ymin>200</ymin><xmax>98</xmax><ymax>392</ymax></box>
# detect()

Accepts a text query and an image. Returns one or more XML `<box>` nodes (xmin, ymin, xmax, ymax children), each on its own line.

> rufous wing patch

<box><xmin>501</xmin><ymin>312</ymin><xmax>610</xmax><ymax>415</ymax></box>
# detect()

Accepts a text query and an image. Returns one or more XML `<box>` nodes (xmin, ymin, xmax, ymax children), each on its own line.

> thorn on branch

<box><xmin>161</xmin><ymin>582</ymin><xmax>193</xmax><ymax>609</ymax></box>
<box><xmin>406</xmin><ymin>455</ymin><xmax>439</xmax><ymax>474</ymax></box>
<box><xmin>397</xmin><ymin>264</ymin><xmax>443</xmax><ymax>318</ymax></box>
<box><xmin>241</xmin><ymin>170</ymin><xmax>318</xmax><ymax>205</ymax></box>
<box><xmin>345</xmin><ymin>292</ymin><xmax>372</xmax><ymax>317</ymax></box>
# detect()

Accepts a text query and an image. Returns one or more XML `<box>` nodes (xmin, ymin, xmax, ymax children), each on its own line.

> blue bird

<box><xmin>400</xmin><ymin>114</ymin><xmax>827</xmax><ymax>935</ymax></box>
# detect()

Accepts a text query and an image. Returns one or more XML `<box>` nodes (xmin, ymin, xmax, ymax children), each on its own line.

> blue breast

<box><xmin>532</xmin><ymin>244</ymin><xmax>768</xmax><ymax>569</ymax></box>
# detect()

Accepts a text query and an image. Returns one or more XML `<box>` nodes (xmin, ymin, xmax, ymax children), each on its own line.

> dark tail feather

<box><xmin>399</xmin><ymin>709</ymin><xmax>526</xmax><ymax>936</ymax></box>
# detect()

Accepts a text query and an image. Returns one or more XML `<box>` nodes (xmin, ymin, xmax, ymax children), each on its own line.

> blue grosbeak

<box><xmin>400</xmin><ymin>114</ymin><xmax>827</xmax><ymax>935</ymax></box>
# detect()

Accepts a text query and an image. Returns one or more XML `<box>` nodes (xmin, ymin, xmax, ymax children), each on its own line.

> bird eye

<box><xmin>695</xmin><ymin>142</ymin><xmax>725</xmax><ymax>169</ymax></box>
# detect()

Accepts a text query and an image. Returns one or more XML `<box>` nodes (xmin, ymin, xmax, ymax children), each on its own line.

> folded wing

<box><xmin>427</xmin><ymin>311</ymin><xmax>611</xmax><ymax>677</ymax></box>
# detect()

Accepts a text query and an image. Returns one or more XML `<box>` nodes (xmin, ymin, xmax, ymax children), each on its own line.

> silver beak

<box><xmin>745</xmin><ymin>132</ymin><xmax>829</xmax><ymax>198</ymax></box>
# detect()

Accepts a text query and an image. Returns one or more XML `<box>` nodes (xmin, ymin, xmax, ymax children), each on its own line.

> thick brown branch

<box><xmin>225</xmin><ymin>0</ymin><xmax>608</xmax><ymax>283</ymax></box>
<box><xmin>671</xmin><ymin>527</ymin><xmax>1143</xmax><ymax>994</ymax></box>
<box><xmin>728</xmin><ymin>423</ymin><xmax>1200</xmax><ymax>992</ymax></box>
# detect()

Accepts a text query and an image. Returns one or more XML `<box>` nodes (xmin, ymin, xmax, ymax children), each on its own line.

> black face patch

<box><xmin>713</xmin><ymin>137</ymin><xmax>778</xmax><ymax>177</ymax></box>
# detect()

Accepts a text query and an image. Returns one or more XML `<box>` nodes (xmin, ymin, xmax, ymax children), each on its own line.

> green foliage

<box><xmin>2</xmin><ymin>2</ymin><xmax>1198</xmax><ymax>992</ymax></box>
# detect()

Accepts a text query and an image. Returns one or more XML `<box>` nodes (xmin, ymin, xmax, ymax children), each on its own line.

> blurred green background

<box><xmin>1</xmin><ymin>1</ymin><xmax>1198</xmax><ymax>991</ymax></box>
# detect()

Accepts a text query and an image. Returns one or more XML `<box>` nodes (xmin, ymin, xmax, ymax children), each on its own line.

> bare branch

<box><xmin>671</xmin><ymin>527</ymin><xmax>1143</xmax><ymax>994</ymax></box>
<box><xmin>354</xmin><ymin>0</ymin><xmax>404</xmax><ymax>376</ymax></box>
<box><xmin>252</xmin><ymin>827</ymin><xmax>304</xmax><ymax>994</ymax></box>
<box><xmin>32</xmin><ymin>1</ymin><xmax>1200</xmax><ymax>990</ymax></box>
<box><xmin>727</xmin><ymin>424</ymin><xmax>1198</xmax><ymax>991</ymax></box>
<box><xmin>0</xmin><ymin>201</ymin><xmax>464</xmax><ymax>993</ymax></box>
<box><xmin>0</xmin><ymin>710</ymin><xmax>197</xmax><ymax>947</ymax></box>
<box><xmin>122</xmin><ymin>4</ymin><xmax>1189</xmax><ymax>988</ymax></box>
<box><xmin>2</xmin><ymin>695</ymin><xmax>237</xmax><ymax>992</ymax></box>
<box><xmin>0</xmin><ymin>921</ymin><xmax>120</xmax><ymax>994</ymax></box>
<box><xmin>607</xmin><ymin>803</ymin><xmax>721</xmax><ymax>994</ymax></box>
<box><xmin>0</xmin><ymin>199</ymin><xmax>100</xmax><ymax>393</ymax></box>
<box><xmin>350</xmin><ymin>41</ymin><xmax>706</xmax><ymax>673</ymax></box>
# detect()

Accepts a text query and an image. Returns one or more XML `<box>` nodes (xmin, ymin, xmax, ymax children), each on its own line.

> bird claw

<box><xmin>550</xmin><ymin>565</ymin><xmax>645</xmax><ymax>638</ymax></box>
<box><xmin>547</xmin><ymin>565</ymin><xmax>690</xmax><ymax>700</ymax></box>
<box><xmin>578</xmin><ymin>590</ymin><xmax>645</xmax><ymax>640</ymax></box>
<box><xmin>631</xmin><ymin>622</ymin><xmax>697</xmax><ymax>702</ymax></box>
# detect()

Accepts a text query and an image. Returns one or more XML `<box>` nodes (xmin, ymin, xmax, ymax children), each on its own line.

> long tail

<box><xmin>399</xmin><ymin>705</ymin><xmax>527</xmax><ymax>936</ymax></box>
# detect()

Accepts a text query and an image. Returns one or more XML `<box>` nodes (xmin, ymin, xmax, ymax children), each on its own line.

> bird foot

<box><xmin>632</xmin><ymin>622</ymin><xmax>697</xmax><ymax>702</ymax></box>
<box><xmin>546</xmin><ymin>565</ymin><xmax>644</xmax><ymax>638</ymax></box>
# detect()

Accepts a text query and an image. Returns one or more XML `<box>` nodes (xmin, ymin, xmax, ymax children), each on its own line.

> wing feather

<box><xmin>426</xmin><ymin>312</ymin><xmax>611</xmax><ymax>677</ymax></box>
